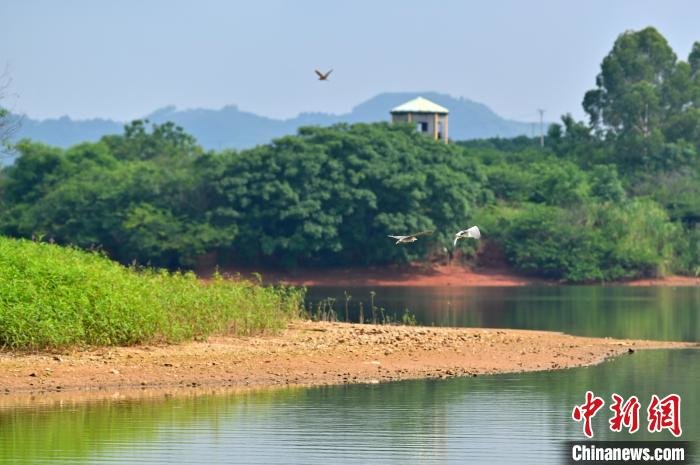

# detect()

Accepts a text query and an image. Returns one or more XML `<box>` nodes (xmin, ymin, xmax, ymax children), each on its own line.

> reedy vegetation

<box><xmin>0</xmin><ymin>237</ymin><xmax>303</xmax><ymax>349</ymax></box>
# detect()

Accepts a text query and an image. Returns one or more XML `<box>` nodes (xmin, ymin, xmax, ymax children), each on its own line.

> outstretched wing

<box><xmin>411</xmin><ymin>230</ymin><xmax>433</xmax><ymax>238</ymax></box>
<box><xmin>324</xmin><ymin>69</ymin><xmax>333</xmax><ymax>78</ymax></box>
<box><xmin>466</xmin><ymin>226</ymin><xmax>481</xmax><ymax>239</ymax></box>
<box><xmin>315</xmin><ymin>69</ymin><xmax>324</xmax><ymax>78</ymax></box>
<box><xmin>388</xmin><ymin>235</ymin><xmax>406</xmax><ymax>240</ymax></box>
<box><xmin>453</xmin><ymin>236</ymin><xmax>460</xmax><ymax>247</ymax></box>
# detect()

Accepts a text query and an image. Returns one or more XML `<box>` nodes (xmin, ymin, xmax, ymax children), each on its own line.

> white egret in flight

<box><xmin>453</xmin><ymin>226</ymin><xmax>481</xmax><ymax>246</ymax></box>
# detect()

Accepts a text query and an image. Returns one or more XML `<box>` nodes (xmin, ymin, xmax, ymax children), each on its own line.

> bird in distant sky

<box><xmin>453</xmin><ymin>226</ymin><xmax>481</xmax><ymax>246</ymax></box>
<box><xmin>388</xmin><ymin>230</ymin><xmax>433</xmax><ymax>245</ymax></box>
<box><xmin>315</xmin><ymin>69</ymin><xmax>333</xmax><ymax>81</ymax></box>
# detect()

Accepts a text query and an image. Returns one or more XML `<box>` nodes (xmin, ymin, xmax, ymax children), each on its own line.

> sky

<box><xmin>1</xmin><ymin>0</ymin><xmax>699</xmax><ymax>123</ymax></box>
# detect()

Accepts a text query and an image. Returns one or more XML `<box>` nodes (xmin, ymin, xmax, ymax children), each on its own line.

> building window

<box><xmin>417</xmin><ymin>122</ymin><xmax>428</xmax><ymax>132</ymax></box>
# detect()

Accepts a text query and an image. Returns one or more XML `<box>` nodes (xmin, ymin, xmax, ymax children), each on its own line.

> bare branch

<box><xmin>0</xmin><ymin>65</ymin><xmax>22</xmax><ymax>156</ymax></box>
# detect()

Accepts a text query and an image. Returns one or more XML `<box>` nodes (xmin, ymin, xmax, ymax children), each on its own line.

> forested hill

<box><xmin>9</xmin><ymin>92</ymin><xmax>535</xmax><ymax>152</ymax></box>
<box><xmin>1</xmin><ymin>27</ymin><xmax>697</xmax><ymax>283</ymax></box>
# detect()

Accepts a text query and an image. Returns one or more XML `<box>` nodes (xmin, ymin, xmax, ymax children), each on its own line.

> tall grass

<box><xmin>0</xmin><ymin>237</ymin><xmax>304</xmax><ymax>350</ymax></box>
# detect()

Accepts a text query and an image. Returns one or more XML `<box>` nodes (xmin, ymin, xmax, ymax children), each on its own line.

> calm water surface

<box><xmin>1</xmin><ymin>350</ymin><xmax>697</xmax><ymax>464</ymax></box>
<box><xmin>1</xmin><ymin>286</ymin><xmax>697</xmax><ymax>464</ymax></box>
<box><xmin>306</xmin><ymin>286</ymin><xmax>700</xmax><ymax>341</ymax></box>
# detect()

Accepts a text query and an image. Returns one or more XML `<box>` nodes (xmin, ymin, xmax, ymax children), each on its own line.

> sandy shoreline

<box><xmin>0</xmin><ymin>321</ymin><xmax>694</xmax><ymax>408</ymax></box>
<box><xmin>219</xmin><ymin>264</ymin><xmax>700</xmax><ymax>287</ymax></box>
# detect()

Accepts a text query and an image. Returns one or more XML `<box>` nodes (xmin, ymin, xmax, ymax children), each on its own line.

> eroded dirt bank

<box><xmin>218</xmin><ymin>265</ymin><xmax>700</xmax><ymax>287</ymax></box>
<box><xmin>0</xmin><ymin>321</ymin><xmax>694</xmax><ymax>407</ymax></box>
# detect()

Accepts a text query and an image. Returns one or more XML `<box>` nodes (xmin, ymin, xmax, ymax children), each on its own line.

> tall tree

<box><xmin>663</xmin><ymin>42</ymin><xmax>700</xmax><ymax>152</ymax></box>
<box><xmin>583</xmin><ymin>28</ymin><xmax>699</xmax><ymax>168</ymax></box>
<box><xmin>583</xmin><ymin>28</ymin><xmax>677</xmax><ymax>133</ymax></box>
<box><xmin>689</xmin><ymin>41</ymin><xmax>700</xmax><ymax>79</ymax></box>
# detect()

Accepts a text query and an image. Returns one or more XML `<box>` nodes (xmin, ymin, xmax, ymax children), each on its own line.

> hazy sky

<box><xmin>1</xmin><ymin>0</ymin><xmax>699</xmax><ymax>123</ymax></box>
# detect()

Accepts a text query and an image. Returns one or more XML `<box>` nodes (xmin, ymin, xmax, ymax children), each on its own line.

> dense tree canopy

<box><xmin>0</xmin><ymin>124</ymin><xmax>231</xmax><ymax>268</ymax></box>
<box><xmin>0</xmin><ymin>122</ymin><xmax>485</xmax><ymax>268</ymax></box>
<box><xmin>582</xmin><ymin>27</ymin><xmax>700</xmax><ymax>169</ymax></box>
<box><xmin>199</xmin><ymin>124</ymin><xmax>484</xmax><ymax>267</ymax></box>
<box><xmin>0</xmin><ymin>27</ymin><xmax>698</xmax><ymax>282</ymax></box>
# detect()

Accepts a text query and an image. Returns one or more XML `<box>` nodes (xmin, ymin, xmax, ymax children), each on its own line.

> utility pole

<box><xmin>537</xmin><ymin>109</ymin><xmax>545</xmax><ymax>148</ymax></box>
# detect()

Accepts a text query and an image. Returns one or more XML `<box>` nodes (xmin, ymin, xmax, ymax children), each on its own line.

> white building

<box><xmin>390</xmin><ymin>96</ymin><xmax>449</xmax><ymax>143</ymax></box>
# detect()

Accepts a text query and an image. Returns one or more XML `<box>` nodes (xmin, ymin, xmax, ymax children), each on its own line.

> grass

<box><xmin>305</xmin><ymin>291</ymin><xmax>418</xmax><ymax>326</ymax></box>
<box><xmin>0</xmin><ymin>237</ymin><xmax>304</xmax><ymax>350</ymax></box>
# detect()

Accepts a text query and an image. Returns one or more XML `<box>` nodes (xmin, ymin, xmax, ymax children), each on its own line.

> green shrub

<box><xmin>496</xmin><ymin>204</ymin><xmax>605</xmax><ymax>282</ymax></box>
<box><xmin>478</xmin><ymin>200</ymin><xmax>678</xmax><ymax>282</ymax></box>
<box><xmin>0</xmin><ymin>236</ymin><xmax>303</xmax><ymax>349</ymax></box>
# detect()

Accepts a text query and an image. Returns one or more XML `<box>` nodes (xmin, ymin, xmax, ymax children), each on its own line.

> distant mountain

<box><xmin>10</xmin><ymin>115</ymin><xmax>122</xmax><ymax>148</ymax></box>
<box><xmin>9</xmin><ymin>92</ymin><xmax>538</xmax><ymax>153</ymax></box>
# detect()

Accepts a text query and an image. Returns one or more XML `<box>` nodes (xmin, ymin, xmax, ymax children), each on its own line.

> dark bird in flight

<box><xmin>388</xmin><ymin>230</ymin><xmax>433</xmax><ymax>245</ymax></box>
<box><xmin>315</xmin><ymin>69</ymin><xmax>333</xmax><ymax>81</ymax></box>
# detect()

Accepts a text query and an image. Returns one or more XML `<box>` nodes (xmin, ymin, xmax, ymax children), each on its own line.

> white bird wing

<box><xmin>466</xmin><ymin>226</ymin><xmax>481</xmax><ymax>239</ymax></box>
<box><xmin>388</xmin><ymin>235</ymin><xmax>407</xmax><ymax>240</ymax></box>
<box><xmin>453</xmin><ymin>236</ymin><xmax>460</xmax><ymax>247</ymax></box>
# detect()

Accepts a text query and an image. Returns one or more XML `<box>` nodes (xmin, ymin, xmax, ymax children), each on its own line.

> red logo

<box><xmin>572</xmin><ymin>391</ymin><xmax>605</xmax><ymax>438</ymax></box>
<box><xmin>572</xmin><ymin>392</ymin><xmax>682</xmax><ymax>438</ymax></box>
<box><xmin>609</xmin><ymin>394</ymin><xmax>640</xmax><ymax>433</ymax></box>
<box><xmin>647</xmin><ymin>394</ymin><xmax>682</xmax><ymax>437</ymax></box>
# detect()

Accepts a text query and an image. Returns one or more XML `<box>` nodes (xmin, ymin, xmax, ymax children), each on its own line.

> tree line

<box><xmin>0</xmin><ymin>27</ymin><xmax>698</xmax><ymax>282</ymax></box>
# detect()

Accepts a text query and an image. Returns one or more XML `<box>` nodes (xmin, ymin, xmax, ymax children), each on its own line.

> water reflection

<box><xmin>305</xmin><ymin>286</ymin><xmax>700</xmax><ymax>341</ymax></box>
<box><xmin>0</xmin><ymin>350</ymin><xmax>697</xmax><ymax>464</ymax></box>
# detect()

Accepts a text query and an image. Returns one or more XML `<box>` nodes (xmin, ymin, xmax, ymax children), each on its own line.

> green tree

<box><xmin>0</xmin><ymin>140</ymin><xmax>63</xmax><ymax>206</ymax></box>
<box><xmin>688</xmin><ymin>41</ymin><xmax>700</xmax><ymax>109</ymax></box>
<box><xmin>583</xmin><ymin>28</ymin><xmax>677</xmax><ymax>133</ymax></box>
<box><xmin>0</xmin><ymin>123</ymin><xmax>228</xmax><ymax>268</ymax></box>
<box><xmin>583</xmin><ymin>28</ymin><xmax>698</xmax><ymax>168</ymax></box>
<box><xmin>102</xmin><ymin>120</ymin><xmax>202</xmax><ymax>162</ymax></box>
<box><xmin>589</xmin><ymin>165</ymin><xmax>625</xmax><ymax>203</ymax></box>
<box><xmin>208</xmin><ymin>123</ymin><xmax>484</xmax><ymax>267</ymax></box>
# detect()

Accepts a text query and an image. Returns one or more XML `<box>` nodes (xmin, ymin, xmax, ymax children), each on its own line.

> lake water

<box><xmin>306</xmin><ymin>286</ymin><xmax>700</xmax><ymax>341</ymax></box>
<box><xmin>1</xmin><ymin>286</ymin><xmax>698</xmax><ymax>464</ymax></box>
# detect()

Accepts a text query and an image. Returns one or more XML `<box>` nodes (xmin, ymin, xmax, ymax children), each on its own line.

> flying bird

<box><xmin>453</xmin><ymin>226</ymin><xmax>481</xmax><ymax>246</ymax></box>
<box><xmin>315</xmin><ymin>69</ymin><xmax>333</xmax><ymax>81</ymax></box>
<box><xmin>388</xmin><ymin>230</ymin><xmax>433</xmax><ymax>245</ymax></box>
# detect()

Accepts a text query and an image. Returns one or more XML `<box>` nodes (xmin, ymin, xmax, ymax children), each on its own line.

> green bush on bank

<box><xmin>476</xmin><ymin>199</ymin><xmax>678</xmax><ymax>282</ymax></box>
<box><xmin>2</xmin><ymin>120</ymin><xmax>697</xmax><ymax>284</ymax></box>
<box><xmin>0</xmin><ymin>236</ymin><xmax>303</xmax><ymax>350</ymax></box>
